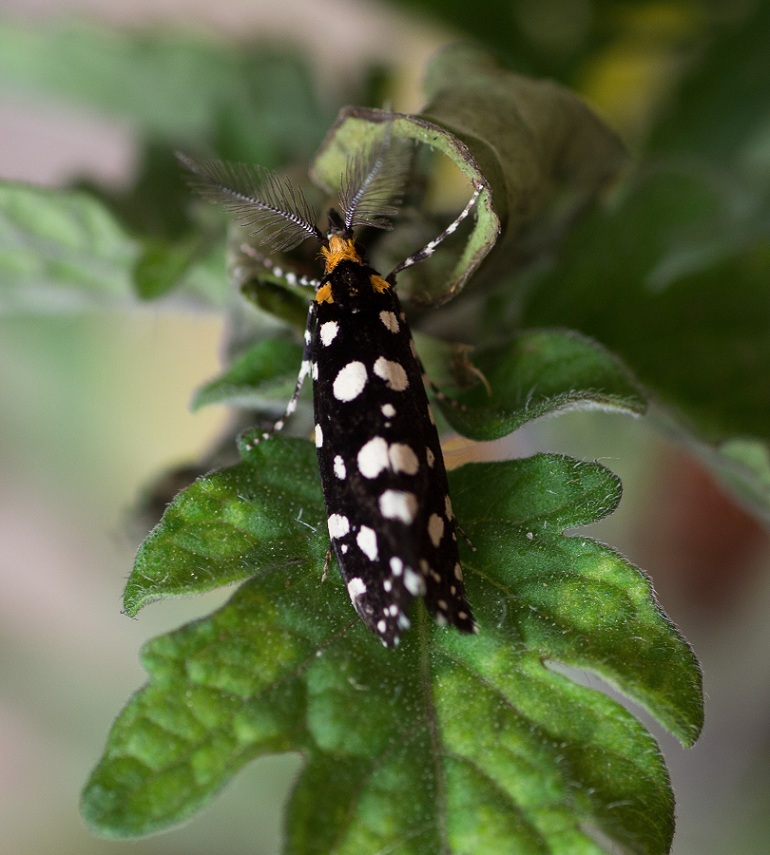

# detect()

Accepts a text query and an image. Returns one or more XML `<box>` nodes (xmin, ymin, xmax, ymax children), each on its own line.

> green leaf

<box><xmin>74</xmin><ymin>142</ymin><xmax>195</xmax><ymax>244</ymax></box>
<box><xmin>419</xmin><ymin>44</ymin><xmax>627</xmax><ymax>238</ymax></box>
<box><xmin>0</xmin><ymin>181</ymin><xmax>228</xmax><ymax>311</ymax></box>
<box><xmin>192</xmin><ymin>327</ymin><xmax>646</xmax><ymax>441</ymax></box>
<box><xmin>123</xmin><ymin>439</ymin><xmax>324</xmax><ymax>614</ymax></box>
<box><xmin>438</xmin><ymin>328</ymin><xmax>647</xmax><ymax>440</ymax></box>
<box><xmin>84</xmin><ymin>438</ymin><xmax>702</xmax><ymax>853</ymax></box>
<box><xmin>192</xmin><ymin>338</ymin><xmax>305</xmax><ymax>412</ymax></box>
<box><xmin>518</xmin><ymin>166</ymin><xmax>770</xmax><ymax>443</ymax></box>
<box><xmin>510</xmin><ymin>163</ymin><xmax>770</xmax><ymax>517</ymax></box>
<box><xmin>133</xmin><ymin>236</ymin><xmax>207</xmax><ymax>300</ymax></box>
<box><xmin>0</xmin><ymin>181</ymin><xmax>138</xmax><ymax>311</ymax></box>
<box><xmin>239</xmin><ymin>276</ymin><xmax>314</xmax><ymax>330</ymax></box>
<box><xmin>230</xmin><ymin>221</ymin><xmax>322</xmax><ymax>331</ymax></box>
<box><xmin>311</xmin><ymin>46</ymin><xmax>625</xmax><ymax>305</ymax></box>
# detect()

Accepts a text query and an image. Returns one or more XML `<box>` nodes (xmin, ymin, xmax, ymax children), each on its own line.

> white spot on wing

<box><xmin>320</xmin><ymin>320</ymin><xmax>339</xmax><ymax>346</ymax></box>
<box><xmin>381</xmin><ymin>403</ymin><xmax>396</xmax><ymax>418</ymax></box>
<box><xmin>333</xmin><ymin>361</ymin><xmax>367</xmax><ymax>401</ymax></box>
<box><xmin>379</xmin><ymin>310</ymin><xmax>400</xmax><ymax>333</ymax></box>
<box><xmin>357</xmin><ymin>526</ymin><xmax>378</xmax><ymax>561</ymax></box>
<box><xmin>404</xmin><ymin>567</ymin><xmax>425</xmax><ymax>596</ymax></box>
<box><xmin>333</xmin><ymin>455</ymin><xmax>346</xmax><ymax>479</ymax></box>
<box><xmin>428</xmin><ymin>513</ymin><xmax>445</xmax><ymax>547</ymax></box>
<box><xmin>357</xmin><ymin>437</ymin><xmax>389</xmax><ymax>479</ymax></box>
<box><xmin>379</xmin><ymin>490</ymin><xmax>418</xmax><ymax>524</ymax></box>
<box><xmin>347</xmin><ymin>577</ymin><xmax>366</xmax><ymax>600</ymax></box>
<box><xmin>315</xmin><ymin>424</ymin><xmax>323</xmax><ymax>447</ymax></box>
<box><xmin>426</xmin><ymin>447</ymin><xmax>436</xmax><ymax>468</ymax></box>
<box><xmin>373</xmin><ymin>357</ymin><xmax>409</xmax><ymax>392</ymax></box>
<box><xmin>328</xmin><ymin>513</ymin><xmax>349</xmax><ymax>539</ymax></box>
<box><xmin>358</xmin><ymin>438</ymin><xmax>420</xmax><ymax>478</ymax></box>
<box><xmin>389</xmin><ymin>443</ymin><xmax>419</xmax><ymax>475</ymax></box>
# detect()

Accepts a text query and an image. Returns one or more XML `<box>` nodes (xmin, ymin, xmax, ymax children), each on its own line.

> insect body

<box><xmin>179</xmin><ymin>132</ymin><xmax>479</xmax><ymax>646</ymax></box>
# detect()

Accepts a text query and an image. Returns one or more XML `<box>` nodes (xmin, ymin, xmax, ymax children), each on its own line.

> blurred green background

<box><xmin>2</xmin><ymin>1</ymin><xmax>770</xmax><ymax>853</ymax></box>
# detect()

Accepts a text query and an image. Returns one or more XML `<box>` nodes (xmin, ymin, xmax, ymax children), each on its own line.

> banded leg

<box><xmin>239</xmin><ymin>243</ymin><xmax>321</xmax><ymax>289</ymax></box>
<box><xmin>424</xmin><ymin>342</ymin><xmax>492</xmax><ymax>407</ymax></box>
<box><xmin>387</xmin><ymin>182</ymin><xmax>482</xmax><ymax>280</ymax></box>
<box><xmin>423</xmin><ymin>374</ymin><xmax>467</xmax><ymax>416</ymax></box>
<box><xmin>243</xmin><ymin>302</ymin><xmax>317</xmax><ymax>448</ymax></box>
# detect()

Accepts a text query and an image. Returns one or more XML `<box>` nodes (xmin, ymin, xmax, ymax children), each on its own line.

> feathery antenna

<box><xmin>177</xmin><ymin>152</ymin><xmax>323</xmax><ymax>252</ymax></box>
<box><xmin>338</xmin><ymin>128</ymin><xmax>413</xmax><ymax>233</ymax></box>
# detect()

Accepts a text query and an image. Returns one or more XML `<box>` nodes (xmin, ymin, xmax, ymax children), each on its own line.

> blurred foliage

<box><xmin>2</xmin><ymin>2</ymin><xmax>768</xmax><ymax>852</ymax></box>
<box><xmin>0</xmin><ymin>22</ymin><xmax>331</xmax><ymax>162</ymax></box>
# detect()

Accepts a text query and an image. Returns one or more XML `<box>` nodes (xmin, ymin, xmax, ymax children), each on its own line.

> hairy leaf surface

<box><xmin>84</xmin><ymin>439</ymin><xmax>702</xmax><ymax>854</ymax></box>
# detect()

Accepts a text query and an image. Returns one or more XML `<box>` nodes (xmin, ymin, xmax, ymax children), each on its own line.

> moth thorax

<box><xmin>329</xmin><ymin>261</ymin><xmax>378</xmax><ymax>308</ymax></box>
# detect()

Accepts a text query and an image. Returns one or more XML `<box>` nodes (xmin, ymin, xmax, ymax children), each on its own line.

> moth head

<box><xmin>326</xmin><ymin>207</ymin><xmax>349</xmax><ymax>240</ymax></box>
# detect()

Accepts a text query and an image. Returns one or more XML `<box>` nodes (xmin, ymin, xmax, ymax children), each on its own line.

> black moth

<box><xmin>179</xmin><ymin>129</ymin><xmax>479</xmax><ymax>647</ymax></box>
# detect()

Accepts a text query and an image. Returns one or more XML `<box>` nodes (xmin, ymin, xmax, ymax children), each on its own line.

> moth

<box><xmin>179</xmin><ymin>129</ymin><xmax>479</xmax><ymax>646</ymax></box>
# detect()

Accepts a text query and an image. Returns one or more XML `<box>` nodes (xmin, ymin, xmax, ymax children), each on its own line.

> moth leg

<box><xmin>422</xmin><ymin>342</ymin><xmax>492</xmax><ymax>413</ymax></box>
<box><xmin>239</xmin><ymin>243</ymin><xmax>321</xmax><ymax>289</ymax></box>
<box><xmin>387</xmin><ymin>182</ymin><xmax>482</xmax><ymax>281</ymax></box>
<box><xmin>423</xmin><ymin>373</ymin><xmax>467</xmax><ymax>413</ymax></box>
<box><xmin>322</xmin><ymin>543</ymin><xmax>334</xmax><ymax>582</ymax></box>
<box><xmin>244</xmin><ymin>303</ymin><xmax>317</xmax><ymax>448</ymax></box>
<box><xmin>454</xmin><ymin>520</ymin><xmax>477</xmax><ymax>553</ymax></box>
